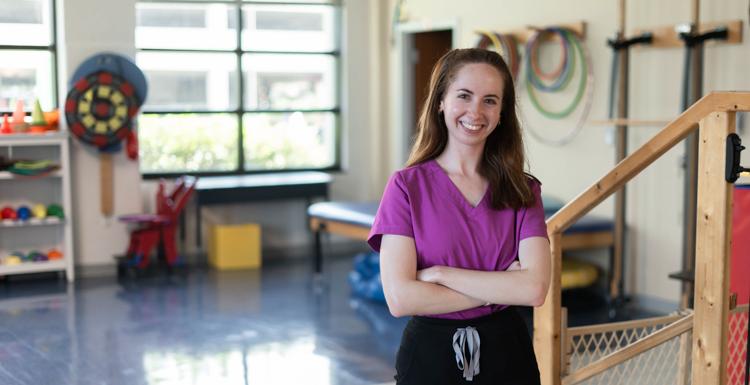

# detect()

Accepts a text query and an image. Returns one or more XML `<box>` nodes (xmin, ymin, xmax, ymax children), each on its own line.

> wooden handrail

<box><xmin>547</xmin><ymin>91</ymin><xmax>750</xmax><ymax>234</ymax></box>
<box><xmin>535</xmin><ymin>91</ymin><xmax>750</xmax><ymax>385</ymax></box>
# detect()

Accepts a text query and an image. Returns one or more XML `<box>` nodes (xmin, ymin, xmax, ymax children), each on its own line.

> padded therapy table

<box><xmin>308</xmin><ymin>201</ymin><xmax>616</xmax><ymax>290</ymax></box>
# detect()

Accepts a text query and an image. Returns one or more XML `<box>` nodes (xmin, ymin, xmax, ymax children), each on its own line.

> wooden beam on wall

<box><xmin>474</xmin><ymin>21</ymin><xmax>586</xmax><ymax>44</ymax></box>
<box><xmin>633</xmin><ymin>20</ymin><xmax>742</xmax><ymax>48</ymax></box>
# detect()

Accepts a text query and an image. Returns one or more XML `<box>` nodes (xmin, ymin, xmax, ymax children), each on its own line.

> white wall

<box><xmin>58</xmin><ymin>0</ymin><xmax>142</xmax><ymax>270</ymax></box>
<box><xmin>58</xmin><ymin>0</ymin><xmax>382</xmax><ymax>269</ymax></box>
<box><xmin>381</xmin><ymin>0</ymin><xmax>750</xmax><ymax>308</ymax></box>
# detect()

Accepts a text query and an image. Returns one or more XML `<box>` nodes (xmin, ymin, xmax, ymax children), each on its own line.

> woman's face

<box><xmin>439</xmin><ymin>63</ymin><xmax>504</xmax><ymax>149</ymax></box>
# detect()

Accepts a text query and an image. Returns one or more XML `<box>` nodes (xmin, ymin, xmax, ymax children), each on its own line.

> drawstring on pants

<box><xmin>452</xmin><ymin>326</ymin><xmax>481</xmax><ymax>381</ymax></box>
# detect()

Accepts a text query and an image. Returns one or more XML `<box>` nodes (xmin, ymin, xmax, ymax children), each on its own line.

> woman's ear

<box><xmin>439</xmin><ymin>100</ymin><xmax>444</xmax><ymax>112</ymax></box>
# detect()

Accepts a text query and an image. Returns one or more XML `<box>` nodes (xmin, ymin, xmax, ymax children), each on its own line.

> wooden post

<box><xmin>560</xmin><ymin>307</ymin><xmax>570</xmax><ymax>376</ymax></box>
<box><xmin>680</xmin><ymin>0</ymin><xmax>703</xmax><ymax>309</ymax></box>
<box><xmin>691</xmin><ymin>111</ymin><xmax>735</xmax><ymax>385</ymax></box>
<box><xmin>612</xmin><ymin>0</ymin><xmax>628</xmax><ymax>302</ymax></box>
<box><xmin>534</xmin><ymin>232</ymin><xmax>562</xmax><ymax>385</ymax></box>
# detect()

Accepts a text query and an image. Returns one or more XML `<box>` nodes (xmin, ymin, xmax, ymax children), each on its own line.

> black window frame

<box><xmin>136</xmin><ymin>0</ymin><xmax>342</xmax><ymax>180</ymax></box>
<box><xmin>0</xmin><ymin>0</ymin><xmax>58</xmax><ymax>115</ymax></box>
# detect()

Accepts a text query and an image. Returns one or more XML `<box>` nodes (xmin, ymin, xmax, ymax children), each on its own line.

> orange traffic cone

<box><xmin>11</xmin><ymin>100</ymin><xmax>28</xmax><ymax>132</ymax></box>
<box><xmin>0</xmin><ymin>114</ymin><xmax>11</xmax><ymax>134</ymax></box>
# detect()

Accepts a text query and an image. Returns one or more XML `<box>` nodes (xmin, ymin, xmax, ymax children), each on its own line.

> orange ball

<box><xmin>47</xmin><ymin>249</ymin><xmax>63</xmax><ymax>260</ymax></box>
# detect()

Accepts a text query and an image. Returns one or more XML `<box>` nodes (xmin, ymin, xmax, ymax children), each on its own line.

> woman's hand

<box><xmin>416</xmin><ymin>265</ymin><xmax>443</xmax><ymax>284</ymax></box>
<box><xmin>507</xmin><ymin>260</ymin><xmax>523</xmax><ymax>271</ymax></box>
<box><xmin>420</xmin><ymin>261</ymin><xmax>521</xmax><ymax>284</ymax></box>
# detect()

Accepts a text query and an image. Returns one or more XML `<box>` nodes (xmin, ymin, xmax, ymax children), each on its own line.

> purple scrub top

<box><xmin>368</xmin><ymin>159</ymin><xmax>548</xmax><ymax>320</ymax></box>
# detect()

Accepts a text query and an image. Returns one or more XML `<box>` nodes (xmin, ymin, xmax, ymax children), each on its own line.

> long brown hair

<box><xmin>406</xmin><ymin>48</ymin><xmax>535</xmax><ymax>210</ymax></box>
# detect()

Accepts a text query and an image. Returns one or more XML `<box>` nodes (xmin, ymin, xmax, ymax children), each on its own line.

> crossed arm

<box><xmin>379</xmin><ymin>234</ymin><xmax>551</xmax><ymax>317</ymax></box>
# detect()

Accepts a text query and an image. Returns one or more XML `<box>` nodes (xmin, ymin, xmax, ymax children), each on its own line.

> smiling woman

<box><xmin>439</xmin><ymin>62</ymin><xmax>503</xmax><ymax>150</ymax></box>
<box><xmin>369</xmin><ymin>48</ymin><xmax>550</xmax><ymax>385</ymax></box>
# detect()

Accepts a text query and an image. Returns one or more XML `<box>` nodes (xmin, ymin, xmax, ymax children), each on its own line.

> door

<box><xmin>409</xmin><ymin>30</ymin><xmax>452</xmax><ymax>145</ymax></box>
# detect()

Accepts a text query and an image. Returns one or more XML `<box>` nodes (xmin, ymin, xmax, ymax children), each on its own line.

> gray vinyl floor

<box><xmin>0</xmin><ymin>253</ymin><xmax>659</xmax><ymax>385</ymax></box>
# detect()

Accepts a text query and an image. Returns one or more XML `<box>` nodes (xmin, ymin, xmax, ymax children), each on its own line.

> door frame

<box><xmin>390</xmin><ymin>20</ymin><xmax>458</xmax><ymax>169</ymax></box>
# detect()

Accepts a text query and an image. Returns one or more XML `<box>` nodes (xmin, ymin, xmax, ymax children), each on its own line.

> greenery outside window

<box><xmin>0</xmin><ymin>0</ymin><xmax>57</xmax><ymax>113</ymax></box>
<box><xmin>135</xmin><ymin>0</ymin><xmax>340</xmax><ymax>177</ymax></box>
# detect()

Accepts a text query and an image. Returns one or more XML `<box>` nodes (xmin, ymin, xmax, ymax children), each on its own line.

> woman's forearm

<box><xmin>425</xmin><ymin>237</ymin><xmax>551</xmax><ymax>307</ymax></box>
<box><xmin>430</xmin><ymin>266</ymin><xmax>547</xmax><ymax>307</ymax></box>
<box><xmin>384</xmin><ymin>278</ymin><xmax>486</xmax><ymax>317</ymax></box>
<box><xmin>380</xmin><ymin>234</ymin><xmax>487</xmax><ymax>317</ymax></box>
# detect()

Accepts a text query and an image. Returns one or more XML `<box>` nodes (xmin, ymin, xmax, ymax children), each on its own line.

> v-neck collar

<box><xmin>427</xmin><ymin>159</ymin><xmax>488</xmax><ymax>210</ymax></box>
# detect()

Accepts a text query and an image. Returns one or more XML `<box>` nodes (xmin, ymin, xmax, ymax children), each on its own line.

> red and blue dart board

<box><xmin>66</xmin><ymin>53</ymin><xmax>147</xmax><ymax>217</ymax></box>
<box><xmin>71</xmin><ymin>53</ymin><xmax>147</xmax><ymax>105</ymax></box>
<box><xmin>65</xmin><ymin>71</ymin><xmax>139</xmax><ymax>149</ymax></box>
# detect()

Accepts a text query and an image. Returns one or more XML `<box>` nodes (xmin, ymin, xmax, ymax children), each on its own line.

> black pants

<box><xmin>395</xmin><ymin>307</ymin><xmax>541</xmax><ymax>385</ymax></box>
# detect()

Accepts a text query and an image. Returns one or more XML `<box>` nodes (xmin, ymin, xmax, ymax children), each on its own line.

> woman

<box><xmin>367</xmin><ymin>48</ymin><xmax>551</xmax><ymax>384</ymax></box>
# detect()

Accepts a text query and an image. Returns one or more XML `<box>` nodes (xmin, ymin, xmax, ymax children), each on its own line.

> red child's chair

<box><xmin>119</xmin><ymin>176</ymin><xmax>197</xmax><ymax>269</ymax></box>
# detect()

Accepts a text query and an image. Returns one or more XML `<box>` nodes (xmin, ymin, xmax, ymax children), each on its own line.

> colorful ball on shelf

<box><xmin>46</xmin><ymin>204</ymin><xmax>64</xmax><ymax>219</ymax></box>
<box><xmin>16</xmin><ymin>206</ymin><xmax>31</xmax><ymax>220</ymax></box>
<box><xmin>27</xmin><ymin>251</ymin><xmax>46</xmax><ymax>262</ymax></box>
<box><xmin>4</xmin><ymin>254</ymin><xmax>22</xmax><ymax>265</ymax></box>
<box><xmin>31</xmin><ymin>204</ymin><xmax>47</xmax><ymax>219</ymax></box>
<box><xmin>1</xmin><ymin>206</ymin><xmax>17</xmax><ymax>220</ymax></box>
<box><xmin>47</xmin><ymin>249</ymin><xmax>63</xmax><ymax>260</ymax></box>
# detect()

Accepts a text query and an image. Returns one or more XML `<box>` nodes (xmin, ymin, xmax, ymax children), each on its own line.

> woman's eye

<box><xmin>457</xmin><ymin>93</ymin><xmax>469</xmax><ymax>99</ymax></box>
<box><xmin>485</xmin><ymin>99</ymin><xmax>497</xmax><ymax>105</ymax></box>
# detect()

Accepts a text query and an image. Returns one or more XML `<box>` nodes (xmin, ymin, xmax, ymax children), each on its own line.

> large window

<box><xmin>0</xmin><ymin>0</ymin><xmax>57</xmax><ymax>113</ymax></box>
<box><xmin>135</xmin><ymin>0</ymin><xmax>340</xmax><ymax>176</ymax></box>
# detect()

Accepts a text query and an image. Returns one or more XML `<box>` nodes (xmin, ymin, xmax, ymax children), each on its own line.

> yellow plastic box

<box><xmin>208</xmin><ymin>223</ymin><xmax>262</xmax><ymax>270</ymax></box>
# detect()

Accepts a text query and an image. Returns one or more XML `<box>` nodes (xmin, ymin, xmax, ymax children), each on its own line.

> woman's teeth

<box><xmin>460</xmin><ymin>121</ymin><xmax>482</xmax><ymax>131</ymax></box>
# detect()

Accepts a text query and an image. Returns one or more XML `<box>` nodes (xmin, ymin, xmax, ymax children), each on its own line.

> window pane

<box><xmin>139</xmin><ymin>113</ymin><xmax>238</xmax><ymax>173</ymax></box>
<box><xmin>0</xmin><ymin>50</ymin><xmax>54</xmax><ymax>111</ymax></box>
<box><xmin>243</xmin><ymin>0</ymin><xmax>337</xmax><ymax>3</ymax></box>
<box><xmin>136</xmin><ymin>3</ymin><xmax>237</xmax><ymax>50</ymax></box>
<box><xmin>137</xmin><ymin>52</ymin><xmax>238</xmax><ymax>111</ymax></box>
<box><xmin>242</xmin><ymin>5</ymin><xmax>336</xmax><ymax>52</ymax></box>
<box><xmin>244</xmin><ymin>112</ymin><xmax>334</xmax><ymax>170</ymax></box>
<box><xmin>0</xmin><ymin>0</ymin><xmax>52</xmax><ymax>46</ymax></box>
<box><xmin>243</xmin><ymin>54</ymin><xmax>335</xmax><ymax>110</ymax></box>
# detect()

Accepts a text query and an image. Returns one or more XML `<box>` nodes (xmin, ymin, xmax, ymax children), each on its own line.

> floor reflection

<box><xmin>142</xmin><ymin>338</ymin><xmax>331</xmax><ymax>385</ymax></box>
<box><xmin>0</xmin><ymin>254</ymin><xmax>660</xmax><ymax>385</ymax></box>
<box><xmin>0</xmin><ymin>255</ymin><xmax>403</xmax><ymax>385</ymax></box>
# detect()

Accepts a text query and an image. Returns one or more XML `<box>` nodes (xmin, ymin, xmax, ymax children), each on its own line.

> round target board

<box><xmin>65</xmin><ymin>71</ymin><xmax>139</xmax><ymax>149</ymax></box>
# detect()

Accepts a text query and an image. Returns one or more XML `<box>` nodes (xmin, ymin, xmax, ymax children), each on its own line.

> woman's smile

<box><xmin>459</xmin><ymin>119</ymin><xmax>485</xmax><ymax>132</ymax></box>
<box><xmin>440</xmin><ymin>62</ymin><xmax>504</xmax><ymax>147</ymax></box>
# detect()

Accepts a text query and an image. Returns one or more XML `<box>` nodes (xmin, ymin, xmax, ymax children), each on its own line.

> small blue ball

<box><xmin>16</xmin><ymin>206</ymin><xmax>31</xmax><ymax>220</ymax></box>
